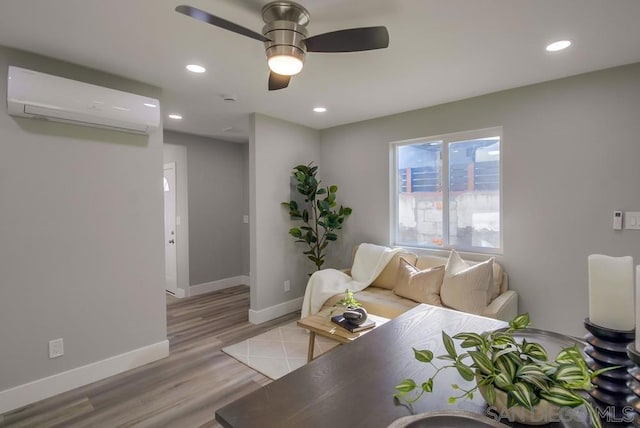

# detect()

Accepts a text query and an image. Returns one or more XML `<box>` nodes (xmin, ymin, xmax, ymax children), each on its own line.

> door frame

<box><xmin>164</xmin><ymin>161</ymin><xmax>184</xmax><ymax>297</ymax></box>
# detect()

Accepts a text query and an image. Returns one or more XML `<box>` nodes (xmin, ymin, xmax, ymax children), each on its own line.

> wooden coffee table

<box><xmin>297</xmin><ymin>310</ymin><xmax>390</xmax><ymax>362</ymax></box>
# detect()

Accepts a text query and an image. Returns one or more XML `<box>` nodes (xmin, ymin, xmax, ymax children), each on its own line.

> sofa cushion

<box><xmin>372</xmin><ymin>252</ymin><xmax>418</xmax><ymax>290</ymax></box>
<box><xmin>323</xmin><ymin>287</ymin><xmax>420</xmax><ymax>319</ymax></box>
<box><xmin>417</xmin><ymin>254</ymin><xmax>504</xmax><ymax>302</ymax></box>
<box><xmin>415</xmin><ymin>255</ymin><xmax>448</xmax><ymax>270</ymax></box>
<box><xmin>393</xmin><ymin>258</ymin><xmax>445</xmax><ymax>305</ymax></box>
<box><xmin>440</xmin><ymin>250</ymin><xmax>494</xmax><ymax>315</ymax></box>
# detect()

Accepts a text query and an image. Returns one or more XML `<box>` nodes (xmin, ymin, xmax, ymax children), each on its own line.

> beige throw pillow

<box><xmin>393</xmin><ymin>257</ymin><xmax>445</xmax><ymax>305</ymax></box>
<box><xmin>372</xmin><ymin>252</ymin><xmax>418</xmax><ymax>290</ymax></box>
<box><xmin>440</xmin><ymin>250</ymin><xmax>494</xmax><ymax>315</ymax></box>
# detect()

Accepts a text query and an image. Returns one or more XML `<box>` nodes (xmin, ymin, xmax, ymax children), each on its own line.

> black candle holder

<box><xmin>584</xmin><ymin>318</ymin><xmax>635</xmax><ymax>422</ymax></box>
<box><xmin>625</xmin><ymin>343</ymin><xmax>640</xmax><ymax>426</ymax></box>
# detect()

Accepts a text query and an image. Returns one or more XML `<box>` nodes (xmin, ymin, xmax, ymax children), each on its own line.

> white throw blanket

<box><xmin>300</xmin><ymin>243</ymin><xmax>403</xmax><ymax>318</ymax></box>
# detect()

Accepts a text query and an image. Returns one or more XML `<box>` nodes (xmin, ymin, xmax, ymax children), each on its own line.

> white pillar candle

<box><xmin>588</xmin><ymin>254</ymin><xmax>634</xmax><ymax>331</ymax></box>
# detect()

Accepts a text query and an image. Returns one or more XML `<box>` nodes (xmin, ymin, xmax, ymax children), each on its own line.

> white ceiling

<box><xmin>1</xmin><ymin>0</ymin><xmax>639</xmax><ymax>143</ymax></box>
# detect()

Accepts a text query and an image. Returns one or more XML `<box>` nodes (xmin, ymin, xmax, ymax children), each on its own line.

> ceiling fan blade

<box><xmin>175</xmin><ymin>5</ymin><xmax>270</xmax><ymax>43</ymax></box>
<box><xmin>268</xmin><ymin>72</ymin><xmax>290</xmax><ymax>91</ymax></box>
<box><xmin>305</xmin><ymin>26</ymin><xmax>389</xmax><ymax>53</ymax></box>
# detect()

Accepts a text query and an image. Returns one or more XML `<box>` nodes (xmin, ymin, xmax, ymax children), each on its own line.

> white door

<box><xmin>164</xmin><ymin>162</ymin><xmax>179</xmax><ymax>295</ymax></box>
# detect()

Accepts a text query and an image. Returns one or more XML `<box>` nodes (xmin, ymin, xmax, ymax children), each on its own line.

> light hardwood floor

<box><xmin>1</xmin><ymin>285</ymin><xmax>299</xmax><ymax>427</ymax></box>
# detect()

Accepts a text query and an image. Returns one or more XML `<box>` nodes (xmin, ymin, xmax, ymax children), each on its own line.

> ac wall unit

<box><xmin>7</xmin><ymin>66</ymin><xmax>160</xmax><ymax>135</ymax></box>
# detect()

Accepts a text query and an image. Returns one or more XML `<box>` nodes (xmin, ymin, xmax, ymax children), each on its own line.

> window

<box><xmin>392</xmin><ymin>127</ymin><xmax>502</xmax><ymax>253</ymax></box>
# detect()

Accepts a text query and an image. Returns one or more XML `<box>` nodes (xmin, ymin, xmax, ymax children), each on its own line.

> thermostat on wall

<box><xmin>613</xmin><ymin>210</ymin><xmax>623</xmax><ymax>230</ymax></box>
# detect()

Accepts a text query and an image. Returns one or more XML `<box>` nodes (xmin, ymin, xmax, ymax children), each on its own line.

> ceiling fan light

<box><xmin>268</xmin><ymin>55</ymin><xmax>304</xmax><ymax>76</ymax></box>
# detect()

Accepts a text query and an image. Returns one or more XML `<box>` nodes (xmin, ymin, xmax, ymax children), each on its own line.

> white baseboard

<box><xmin>190</xmin><ymin>275</ymin><xmax>250</xmax><ymax>296</ymax></box>
<box><xmin>249</xmin><ymin>296</ymin><xmax>303</xmax><ymax>324</ymax></box>
<box><xmin>0</xmin><ymin>340</ymin><xmax>169</xmax><ymax>415</ymax></box>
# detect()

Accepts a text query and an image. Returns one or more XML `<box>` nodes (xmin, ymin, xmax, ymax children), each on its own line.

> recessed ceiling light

<box><xmin>546</xmin><ymin>40</ymin><xmax>571</xmax><ymax>52</ymax></box>
<box><xmin>168</xmin><ymin>114</ymin><xmax>183</xmax><ymax>120</ymax></box>
<box><xmin>313</xmin><ymin>107</ymin><xmax>327</xmax><ymax>113</ymax></box>
<box><xmin>186</xmin><ymin>64</ymin><xmax>206</xmax><ymax>73</ymax></box>
<box><xmin>143</xmin><ymin>102</ymin><xmax>157</xmax><ymax>108</ymax></box>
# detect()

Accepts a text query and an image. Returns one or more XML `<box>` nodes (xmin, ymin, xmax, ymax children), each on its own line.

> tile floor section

<box><xmin>222</xmin><ymin>321</ymin><xmax>339</xmax><ymax>379</ymax></box>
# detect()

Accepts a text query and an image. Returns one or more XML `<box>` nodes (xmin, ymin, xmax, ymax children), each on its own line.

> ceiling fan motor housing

<box><xmin>262</xmin><ymin>1</ymin><xmax>310</xmax><ymax>75</ymax></box>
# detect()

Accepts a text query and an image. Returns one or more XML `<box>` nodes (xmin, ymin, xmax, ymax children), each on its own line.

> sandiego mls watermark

<box><xmin>485</xmin><ymin>404</ymin><xmax>636</xmax><ymax>424</ymax></box>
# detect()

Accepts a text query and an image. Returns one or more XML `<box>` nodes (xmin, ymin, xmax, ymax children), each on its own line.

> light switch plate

<box><xmin>624</xmin><ymin>211</ymin><xmax>640</xmax><ymax>230</ymax></box>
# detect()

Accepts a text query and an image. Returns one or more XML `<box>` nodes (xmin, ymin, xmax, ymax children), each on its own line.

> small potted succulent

<box><xmin>329</xmin><ymin>289</ymin><xmax>368</xmax><ymax>324</ymax></box>
<box><xmin>394</xmin><ymin>314</ymin><xmax>616</xmax><ymax>428</ymax></box>
<box><xmin>330</xmin><ymin>289</ymin><xmax>361</xmax><ymax>314</ymax></box>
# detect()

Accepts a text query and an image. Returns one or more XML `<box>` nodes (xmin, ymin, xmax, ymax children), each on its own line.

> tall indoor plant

<box><xmin>282</xmin><ymin>162</ymin><xmax>352</xmax><ymax>272</ymax></box>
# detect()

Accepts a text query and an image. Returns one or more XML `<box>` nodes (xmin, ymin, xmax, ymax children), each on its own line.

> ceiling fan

<box><xmin>175</xmin><ymin>1</ymin><xmax>389</xmax><ymax>90</ymax></box>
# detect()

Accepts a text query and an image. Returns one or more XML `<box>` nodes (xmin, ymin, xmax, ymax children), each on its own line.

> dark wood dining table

<box><xmin>216</xmin><ymin>304</ymin><xmax>508</xmax><ymax>428</ymax></box>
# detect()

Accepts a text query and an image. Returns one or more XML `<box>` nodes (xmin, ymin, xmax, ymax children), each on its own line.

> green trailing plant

<box><xmin>282</xmin><ymin>162</ymin><xmax>352</xmax><ymax>272</ymax></box>
<box><xmin>394</xmin><ymin>313</ymin><xmax>616</xmax><ymax>428</ymax></box>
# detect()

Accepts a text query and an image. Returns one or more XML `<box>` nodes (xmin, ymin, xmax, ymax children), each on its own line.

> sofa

<box><xmin>321</xmin><ymin>248</ymin><xmax>518</xmax><ymax>322</ymax></box>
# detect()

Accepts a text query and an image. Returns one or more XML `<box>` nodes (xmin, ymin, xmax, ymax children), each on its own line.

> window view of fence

<box><xmin>395</xmin><ymin>133</ymin><xmax>501</xmax><ymax>252</ymax></box>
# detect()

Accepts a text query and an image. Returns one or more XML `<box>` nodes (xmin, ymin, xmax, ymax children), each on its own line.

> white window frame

<box><xmin>390</xmin><ymin>126</ymin><xmax>503</xmax><ymax>255</ymax></box>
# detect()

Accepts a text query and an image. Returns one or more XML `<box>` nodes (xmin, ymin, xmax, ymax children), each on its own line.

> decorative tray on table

<box><xmin>387</xmin><ymin>410</ymin><xmax>508</xmax><ymax>427</ymax></box>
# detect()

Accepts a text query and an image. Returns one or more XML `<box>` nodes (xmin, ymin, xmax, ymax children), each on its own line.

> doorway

<box><xmin>164</xmin><ymin>162</ymin><xmax>181</xmax><ymax>296</ymax></box>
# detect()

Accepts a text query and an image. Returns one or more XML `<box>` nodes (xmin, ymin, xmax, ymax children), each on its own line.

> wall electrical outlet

<box><xmin>49</xmin><ymin>338</ymin><xmax>64</xmax><ymax>359</ymax></box>
<box><xmin>284</xmin><ymin>280</ymin><xmax>291</xmax><ymax>292</ymax></box>
<box><xmin>243</xmin><ymin>215</ymin><xmax>249</xmax><ymax>224</ymax></box>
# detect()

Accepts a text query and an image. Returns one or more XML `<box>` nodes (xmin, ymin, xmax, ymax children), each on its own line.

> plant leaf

<box><xmin>516</xmin><ymin>364</ymin><xmax>547</xmax><ymax>379</ymax></box>
<box><xmin>591</xmin><ymin>364</ymin><xmax>623</xmax><ymax>378</ymax></box>
<box><xmin>555</xmin><ymin>344</ymin><xmax>582</xmax><ymax>364</ymax></box>
<box><xmin>491</xmin><ymin>332</ymin><xmax>516</xmax><ymax>348</ymax></box>
<box><xmin>509</xmin><ymin>313</ymin><xmax>530</xmax><ymax>330</ymax></box>
<box><xmin>494</xmin><ymin>372</ymin><xmax>513</xmax><ymax>390</ymax></box>
<box><xmin>510</xmin><ymin>382</ymin><xmax>535</xmax><ymax>410</ymax></box>
<box><xmin>442</xmin><ymin>332</ymin><xmax>457</xmax><ymax>359</ymax></box>
<box><xmin>422</xmin><ymin>378</ymin><xmax>434</xmax><ymax>392</ymax></box>
<box><xmin>395</xmin><ymin>379</ymin><xmax>416</xmax><ymax>394</ymax></box>
<box><xmin>413</xmin><ymin>348</ymin><xmax>434</xmax><ymax>363</ymax></box>
<box><xmin>495</xmin><ymin>355</ymin><xmax>517</xmax><ymax>380</ymax></box>
<box><xmin>455</xmin><ymin>362</ymin><xmax>475</xmax><ymax>381</ymax></box>
<box><xmin>517</xmin><ymin>364</ymin><xmax>550</xmax><ymax>391</ymax></box>
<box><xmin>436</xmin><ymin>354</ymin><xmax>456</xmax><ymax>361</ymax></box>
<box><xmin>453</xmin><ymin>332</ymin><xmax>485</xmax><ymax>348</ymax></box>
<box><xmin>468</xmin><ymin>350</ymin><xmax>494</xmax><ymax>375</ymax></box>
<box><xmin>539</xmin><ymin>386</ymin><xmax>583</xmax><ymax>408</ymax></box>
<box><xmin>492</xmin><ymin>344</ymin><xmax>518</xmax><ymax>361</ymax></box>
<box><xmin>288</xmin><ymin>228</ymin><xmax>302</xmax><ymax>238</ymax></box>
<box><xmin>522</xmin><ymin>342</ymin><xmax>548</xmax><ymax>361</ymax></box>
<box><xmin>554</xmin><ymin>363</ymin><xmax>591</xmax><ymax>390</ymax></box>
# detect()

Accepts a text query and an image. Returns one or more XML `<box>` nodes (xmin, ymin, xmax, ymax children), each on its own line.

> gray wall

<box><xmin>163</xmin><ymin>131</ymin><xmax>247</xmax><ymax>285</ymax></box>
<box><xmin>320</xmin><ymin>62</ymin><xmax>640</xmax><ymax>336</ymax></box>
<box><xmin>250</xmin><ymin>114</ymin><xmax>321</xmax><ymax>312</ymax></box>
<box><xmin>0</xmin><ymin>47</ymin><xmax>166</xmax><ymax>390</ymax></box>
<box><xmin>241</xmin><ymin>143</ymin><xmax>250</xmax><ymax>275</ymax></box>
